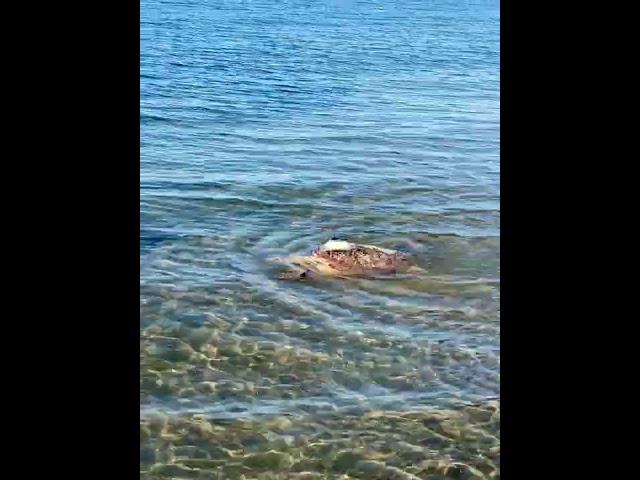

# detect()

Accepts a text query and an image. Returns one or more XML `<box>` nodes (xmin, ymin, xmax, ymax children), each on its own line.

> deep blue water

<box><xmin>141</xmin><ymin>0</ymin><xmax>499</xmax><ymax>420</ymax></box>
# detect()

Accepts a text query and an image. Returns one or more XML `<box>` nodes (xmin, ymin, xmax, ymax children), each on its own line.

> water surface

<box><xmin>141</xmin><ymin>0</ymin><xmax>499</xmax><ymax>477</ymax></box>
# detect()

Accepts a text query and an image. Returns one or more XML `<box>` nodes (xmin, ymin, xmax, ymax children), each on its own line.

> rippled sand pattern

<box><xmin>141</xmin><ymin>0</ymin><xmax>499</xmax><ymax>477</ymax></box>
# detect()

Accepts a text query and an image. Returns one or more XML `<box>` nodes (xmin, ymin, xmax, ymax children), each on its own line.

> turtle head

<box><xmin>277</xmin><ymin>264</ymin><xmax>311</xmax><ymax>280</ymax></box>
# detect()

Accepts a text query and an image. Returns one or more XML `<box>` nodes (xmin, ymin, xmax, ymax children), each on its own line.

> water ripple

<box><xmin>141</xmin><ymin>0</ymin><xmax>499</xmax><ymax>476</ymax></box>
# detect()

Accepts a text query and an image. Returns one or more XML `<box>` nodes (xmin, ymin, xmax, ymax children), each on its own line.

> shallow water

<box><xmin>141</xmin><ymin>0</ymin><xmax>499</xmax><ymax>477</ymax></box>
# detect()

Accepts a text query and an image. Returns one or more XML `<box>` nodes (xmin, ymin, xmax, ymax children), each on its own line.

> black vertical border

<box><xmin>8</xmin><ymin>1</ymin><xmax>141</xmax><ymax>472</ymax></box>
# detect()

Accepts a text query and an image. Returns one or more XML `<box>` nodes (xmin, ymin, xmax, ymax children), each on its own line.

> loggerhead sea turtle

<box><xmin>271</xmin><ymin>238</ymin><xmax>424</xmax><ymax>280</ymax></box>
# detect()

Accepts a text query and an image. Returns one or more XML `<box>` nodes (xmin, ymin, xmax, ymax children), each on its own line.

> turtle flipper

<box><xmin>406</xmin><ymin>265</ymin><xmax>426</xmax><ymax>274</ymax></box>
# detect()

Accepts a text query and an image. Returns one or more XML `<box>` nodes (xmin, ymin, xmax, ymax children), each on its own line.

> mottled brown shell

<box><xmin>272</xmin><ymin>243</ymin><xmax>421</xmax><ymax>279</ymax></box>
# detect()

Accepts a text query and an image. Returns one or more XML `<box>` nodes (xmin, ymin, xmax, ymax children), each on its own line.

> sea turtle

<box><xmin>271</xmin><ymin>239</ymin><xmax>424</xmax><ymax>280</ymax></box>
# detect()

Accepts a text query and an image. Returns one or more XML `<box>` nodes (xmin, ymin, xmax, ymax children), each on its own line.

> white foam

<box><xmin>319</xmin><ymin>240</ymin><xmax>355</xmax><ymax>251</ymax></box>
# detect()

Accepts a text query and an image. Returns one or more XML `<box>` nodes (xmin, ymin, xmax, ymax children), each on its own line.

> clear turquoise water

<box><xmin>140</xmin><ymin>0</ymin><xmax>499</xmax><ymax>476</ymax></box>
